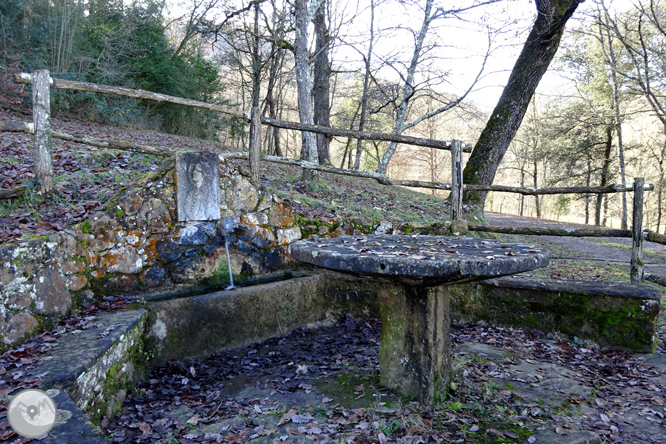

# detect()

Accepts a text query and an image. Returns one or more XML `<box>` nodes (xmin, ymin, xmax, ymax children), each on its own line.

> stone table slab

<box><xmin>290</xmin><ymin>235</ymin><xmax>549</xmax><ymax>286</ymax></box>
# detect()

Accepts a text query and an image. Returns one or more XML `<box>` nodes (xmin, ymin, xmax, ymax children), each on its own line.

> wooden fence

<box><xmin>2</xmin><ymin>70</ymin><xmax>664</xmax><ymax>286</ymax></box>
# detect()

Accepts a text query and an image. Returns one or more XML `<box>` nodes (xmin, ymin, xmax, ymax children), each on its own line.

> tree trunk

<box><xmin>631</xmin><ymin>177</ymin><xmax>645</xmax><ymax>284</ymax></box>
<box><xmin>265</xmin><ymin>40</ymin><xmax>284</xmax><ymax>157</ymax></box>
<box><xmin>658</xmin><ymin>159</ymin><xmax>664</xmax><ymax>234</ymax></box>
<box><xmin>585</xmin><ymin>159</ymin><xmax>591</xmax><ymax>225</ymax></box>
<box><xmin>294</xmin><ymin>0</ymin><xmax>318</xmax><ymax>166</ymax></box>
<box><xmin>376</xmin><ymin>0</ymin><xmax>435</xmax><ymax>175</ymax></box>
<box><xmin>341</xmin><ymin>101</ymin><xmax>362</xmax><ymax>168</ymax></box>
<box><xmin>658</xmin><ymin>185</ymin><xmax>663</xmax><ymax>234</ymax></box>
<box><xmin>313</xmin><ymin>0</ymin><xmax>331</xmax><ymax>165</ymax></box>
<box><xmin>597</xmin><ymin>126</ymin><xmax>613</xmax><ymax>226</ymax></box>
<box><xmin>519</xmin><ymin>167</ymin><xmax>525</xmax><ymax>216</ymax></box>
<box><xmin>354</xmin><ymin>0</ymin><xmax>375</xmax><ymax>171</ymax></box>
<box><xmin>248</xmin><ymin>0</ymin><xmax>262</xmax><ymax>185</ymax></box>
<box><xmin>607</xmin><ymin>25</ymin><xmax>628</xmax><ymax>229</ymax></box>
<box><xmin>533</xmin><ymin>158</ymin><xmax>540</xmax><ymax>218</ymax></box>
<box><xmin>32</xmin><ymin>69</ymin><xmax>54</xmax><ymax>194</ymax></box>
<box><xmin>462</xmin><ymin>0</ymin><xmax>582</xmax><ymax>207</ymax></box>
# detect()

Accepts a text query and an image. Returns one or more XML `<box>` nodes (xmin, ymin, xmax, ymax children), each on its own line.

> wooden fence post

<box><xmin>450</xmin><ymin>140</ymin><xmax>463</xmax><ymax>224</ymax></box>
<box><xmin>32</xmin><ymin>70</ymin><xmax>54</xmax><ymax>194</ymax></box>
<box><xmin>249</xmin><ymin>106</ymin><xmax>261</xmax><ymax>185</ymax></box>
<box><xmin>631</xmin><ymin>177</ymin><xmax>645</xmax><ymax>285</ymax></box>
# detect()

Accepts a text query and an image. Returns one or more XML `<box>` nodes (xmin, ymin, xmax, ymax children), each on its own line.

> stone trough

<box><xmin>144</xmin><ymin>271</ymin><xmax>379</xmax><ymax>366</ymax></box>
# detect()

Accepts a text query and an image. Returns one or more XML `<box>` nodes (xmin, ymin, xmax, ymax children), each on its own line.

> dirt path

<box><xmin>485</xmin><ymin>212</ymin><xmax>666</xmax><ymax>278</ymax></box>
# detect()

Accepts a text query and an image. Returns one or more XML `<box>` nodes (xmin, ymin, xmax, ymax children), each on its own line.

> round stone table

<box><xmin>290</xmin><ymin>235</ymin><xmax>549</xmax><ymax>401</ymax></box>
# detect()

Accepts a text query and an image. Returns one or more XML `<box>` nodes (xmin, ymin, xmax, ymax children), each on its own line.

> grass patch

<box><xmin>262</xmin><ymin>163</ymin><xmax>456</xmax><ymax>228</ymax></box>
<box><xmin>528</xmin><ymin>259</ymin><xmax>630</xmax><ymax>282</ymax></box>
<box><xmin>312</xmin><ymin>367</ymin><xmax>384</xmax><ymax>409</ymax></box>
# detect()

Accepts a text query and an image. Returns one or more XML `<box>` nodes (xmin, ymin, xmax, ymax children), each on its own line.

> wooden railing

<box><xmin>2</xmin><ymin>70</ymin><xmax>663</xmax><ymax>286</ymax></box>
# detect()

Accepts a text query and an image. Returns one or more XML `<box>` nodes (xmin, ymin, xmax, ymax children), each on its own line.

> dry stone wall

<box><xmin>0</xmin><ymin>158</ymin><xmax>304</xmax><ymax>348</ymax></box>
<box><xmin>0</xmin><ymin>235</ymin><xmax>83</xmax><ymax>348</ymax></box>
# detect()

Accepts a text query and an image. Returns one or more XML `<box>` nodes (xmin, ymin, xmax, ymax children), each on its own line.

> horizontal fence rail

<box><xmin>0</xmin><ymin>121</ymin><xmax>34</xmax><ymax>133</ymax></box>
<box><xmin>14</xmin><ymin>73</ymin><xmax>471</xmax><ymax>153</ymax></box>
<box><xmin>467</xmin><ymin>183</ymin><xmax>654</xmax><ymax>195</ymax></box>
<box><xmin>467</xmin><ymin>226</ymin><xmax>633</xmax><ymax>238</ymax></box>
<box><xmin>4</xmin><ymin>71</ymin><xmax>665</xmax><ymax>287</ymax></box>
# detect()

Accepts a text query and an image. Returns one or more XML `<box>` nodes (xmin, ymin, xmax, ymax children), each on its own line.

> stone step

<box><xmin>4</xmin><ymin>309</ymin><xmax>146</xmax><ymax>443</ymax></box>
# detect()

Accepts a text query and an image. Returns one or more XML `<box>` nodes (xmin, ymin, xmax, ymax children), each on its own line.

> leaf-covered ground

<box><xmin>3</xmin><ymin>306</ymin><xmax>666</xmax><ymax>443</ymax></box>
<box><xmin>0</xmin><ymin>108</ymin><xmax>465</xmax><ymax>244</ymax></box>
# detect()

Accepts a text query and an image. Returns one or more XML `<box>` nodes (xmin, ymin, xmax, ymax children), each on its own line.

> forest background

<box><xmin>2</xmin><ymin>0</ymin><xmax>666</xmax><ymax>232</ymax></box>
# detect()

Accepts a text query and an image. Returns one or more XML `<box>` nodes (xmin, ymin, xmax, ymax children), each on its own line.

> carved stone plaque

<box><xmin>177</xmin><ymin>152</ymin><xmax>221</xmax><ymax>222</ymax></box>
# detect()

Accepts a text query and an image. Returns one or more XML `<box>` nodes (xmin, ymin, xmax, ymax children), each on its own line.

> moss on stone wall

<box><xmin>451</xmin><ymin>281</ymin><xmax>658</xmax><ymax>352</ymax></box>
<box><xmin>80</xmin><ymin>314</ymin><xmax>147</xmax><ymax>423</ymax></box>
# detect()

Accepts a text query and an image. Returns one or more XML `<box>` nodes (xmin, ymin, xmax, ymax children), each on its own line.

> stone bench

<box><xmin>450</xmin><ymin>278</ymin><xmax>661</xmax><ymax>352</ymax></box>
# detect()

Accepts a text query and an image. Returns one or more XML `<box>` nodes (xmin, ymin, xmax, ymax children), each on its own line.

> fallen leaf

<box><xmin>278</xmin><ymin>409</ymin><xmax>298</xmax><ymax>426</ymax></box>
<box><xmin>487</xmin><ymin>428</ymin><xmax>503</xmax><ymax>437</ymax></box>
<box><xmin>291</xmin><ymin>414</ymin><xmax>315</xmax><ymax>424</ymax></box>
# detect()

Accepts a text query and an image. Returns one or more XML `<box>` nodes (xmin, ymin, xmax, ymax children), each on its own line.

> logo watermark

<box><xmin>8</xmin><ymin>389</ymin><xmax>57</xmax><ymax>438</ymax></box>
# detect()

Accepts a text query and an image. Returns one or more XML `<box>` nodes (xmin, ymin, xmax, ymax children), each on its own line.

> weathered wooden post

<box><xmin>449</xmin><ymin>140</ymin><xmax>465</xmax><ymax>234</ymax></box>
<box><xmin>32</xmin><ymin>70</ymin><xmax>54</xmax><ymax>194</ymax></box>
<box><xmin>249</xmin><ymin>106</ymin><xmax>261</xmax><ymax>185</ymax></box>
<box><xmin>631</xmin><ymin>177</ymin><xmax>645</xmax><ymax>285</ymax></box>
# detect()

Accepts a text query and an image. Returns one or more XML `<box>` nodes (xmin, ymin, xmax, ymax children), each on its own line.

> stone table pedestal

<box><xmin>378</xmin><ymin>282</ymin><xmax>451</xmax><ymax>400</ymax></box>
<box><xmin>290</xmin><ymin>235</ymin><xmax>549</xmax><ymax>402</ymax></box>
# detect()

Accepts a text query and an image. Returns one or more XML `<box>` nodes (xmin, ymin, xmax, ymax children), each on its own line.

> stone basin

<box><xmin>290</xmin><ymin>235</ymin><xmax>550</xmax><ymax>401</ymax></box>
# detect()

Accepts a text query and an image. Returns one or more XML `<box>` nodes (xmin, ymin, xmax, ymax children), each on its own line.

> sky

<box><xmin>164</xmin><ymin>0</ymin><xmax>635</xmax><ymax>110</ymax></box>
<box><xmin>327</xmin><ymin>0</ymin><xmax>637</xmax><ymax>110</ymax></box>
<box><xmin>329</xmin><ymin>0</ymin><xmax>538</xmax><ymax>110</ymax></box>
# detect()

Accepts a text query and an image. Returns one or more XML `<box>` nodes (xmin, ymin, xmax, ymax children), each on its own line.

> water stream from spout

<box><xmin>224</xmin><ymin>237</ymin><xmax>236</xmax><ymax>290</ymax></box>
<box><xmin>220</xmin><ymin>218</ymin><xmax>237</xmax><ymax>290</ymax></box>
